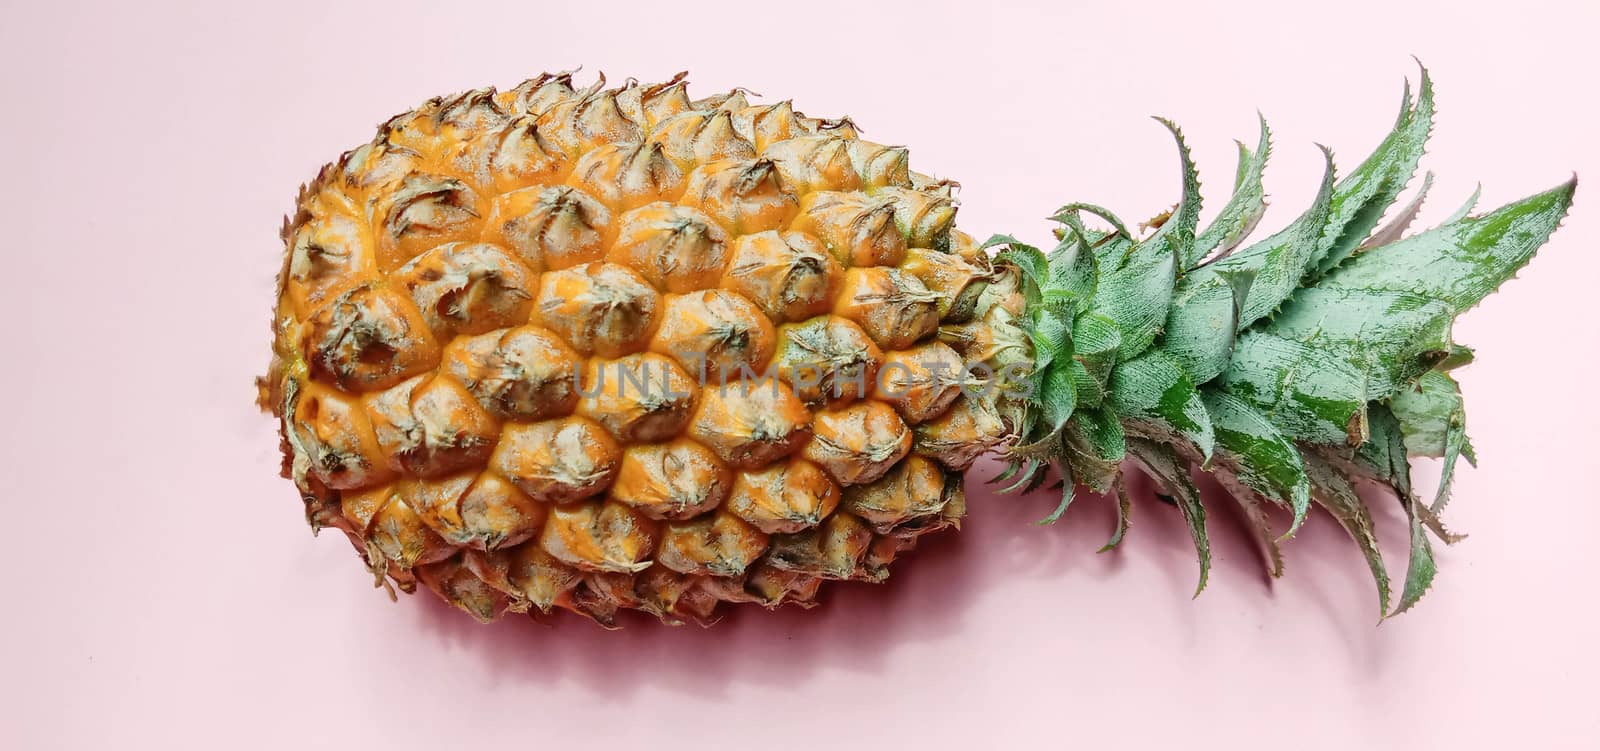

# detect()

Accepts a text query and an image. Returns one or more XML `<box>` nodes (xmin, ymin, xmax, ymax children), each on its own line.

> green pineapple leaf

<box><xmin>1161</xmin><ymin>266</ymin><xmax>1256</xmax><ymax>384</ymax></box>
<box><xmin>1040</xmin><ymin>479</ymin><xmax>1077</xmax><ymax>525</ymax></box>
<box><xmin>1222</xmin><ymin>478</ymin><xmax>1287</xmax><ymax>578</ymax></box>
<box><xmin>1027</xmin><ymin>298</ymin><xmax>1072</xmax><ymax>374</ymax></box>
<box><xmin>1069</xmin><ymin>312</ymin><xmax>1123</xmax><ymax>408</ymax></box>
<box><xmin>1374</xmin><ymin>407</ymin><xmax>1443</xmax><ymax>616</ymax></box>
<box><xmin>1193</xmin><ymin>115</ymin><xmax>1271</xmax><ymax>261</ymax></box>
<box><xmin>1391</xmin><ymin>369</ymin><xmax>1472</xmax><ymax>457</ymax></box>
<box><xmin>1091</xmin><ymin>247</ymin><xmax>1176</xmax><ymax>362</ymax></box>
<box><xmin>1339</xmin><ymin>406</ymin><xmax>1441</xmax><ymax>615</ymax></box>
<box><xmin>1215</xmin><ymin>330</ymin><xmax>1368</xmax><ymax>444</ymax></box>
<box><xmin>987</xmin><ymin>235</ymin><xmax>1047</xmax><ymax>303</ymax></box>
<box><xmin>1099</xmin><ymin>477</ymin><xmax>1135</xmax><ymax>553</ymax></box>
<box><xmin>1353</xmin><ymin>403</ymin><xmax>1415</xmax><ymax>498</ymax></box>
<box><xmin>1345</xmin><ymin>403</ymin><xmax>1463</xmax><ymax>543</ymax></box>
<box><xmin>1036</xmin><ymin>349</ymin><xmax>1079</xmax><ymax>439</ymax></box>
<box><xmin>1218</xmin><ymin>179</ymin><xmax>1575</xmax><ymax>445</ymax></box>
<box><xmin>1442</xmin><ymin>185</ymin><xmax>1482</xmax><ymax>225</ymax></box>
<box><xmin>1000</xmin><ymin>459</ymin><xmax>1049</xmax><ymax>494</ymax></box>
<box><xmin>1128</xmin><ymin>438</ymin><xmax>1211</xmax><ymax>595</ymax></box>
<box><xmin>1051</xmin><ymin>202</ymin><xmax>1133</xmax><ymax>244</ymax></box>
<box><xmin>989</xmin><ymin>460</ymin><xmax>1023</xmax><ymax>486</ymax></box>
<box><xmin>1438</xmin><ymin>343</ymin><xmax>1477</xmax><ymax>372</ymax></box>
<box><xmin>1304</xmin><ymin>451</ymin><xmax>1391</xmax><ymax>621</ymax></box>
<box><xmin>1390</xmin><ymin>371</ymin><xmax>1471</xmax><ymax>513</ymax></box>
<box><xmin>1047</xmin><ymin>221</ymin><xmax>1101</xmax><ymax>307</ymax></box>
<box><xmin>1109</xmin><ymin>350</ymin><xmax>1215</xmax><ymax>460</ymax></box>
<box><xmin>1186</xmin><ymin>146</ymin><xmax>1337</xmax><ymax>331</ymax></box>
<box><xmin>1068</xmin><ymin>359</ymin><xmax>1103</xmax><ymax>412</ymax></box>
<box><xmin>1147</xmin><ymin>118</ymin><xmax>1204</xmax><ymax>269</ymax></box>
<box><xmin>1310</xmin><ymin>67</ymin><xmax>1434</xmax><ymax>276</ymax></box>
<box><xmin>1360</xmin><ymin>171</ymin><xmax>1435</xmax><ymax>251</ymax></box>
<box><xmin>1433</xmin><ymin>413</ymin><xmax>1467</xmax><ymax>515</ymax></box>
<box><xmin>1392</xmin><ymin>490</ymin><xmax>1437</xmax><ymax>617</ymax></box>
<box><xmin>1202</xmin><ymin>389</ymin><xmax>1312</xmax><ymax>534</ymax></box>
<box><xmin>1087</xmin><ymin>121</ymin><xmax>1201</xmax><ymax>361</ymax></box>
<box><xmin>1253</xmin><ymin>286</ymin><xmax>1456</xmax><ymax>412</ymax></box>
<box><xmin>1062</xmin><ymin>404</ymin><xmax>1127</xmax><ymax>494</ymax></box>
<box><xmin>1319</xmin><ymin>179</ymin><xmax>1576</xmax><ymax>314</ymax></box>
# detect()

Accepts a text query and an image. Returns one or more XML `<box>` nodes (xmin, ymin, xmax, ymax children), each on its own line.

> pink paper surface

<box><xmin>5</xmin><ymin>1</ymin><xmax>1597</xmax><ymax>748</ymax></box>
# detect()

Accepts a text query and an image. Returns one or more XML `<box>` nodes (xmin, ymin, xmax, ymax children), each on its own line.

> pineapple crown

<box><xmin>986</xmin><ymin>67</ymin><xmax>1575</xmax><ymax>619</ymax></box>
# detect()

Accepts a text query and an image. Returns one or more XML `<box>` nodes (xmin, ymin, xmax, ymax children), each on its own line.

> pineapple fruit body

<box><xmin>261</xmin><ymin>72</ymin><xmax>1017</xmax><ymax>625</ymax></box>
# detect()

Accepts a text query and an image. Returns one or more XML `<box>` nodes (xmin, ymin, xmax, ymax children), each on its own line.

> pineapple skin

<box><xmin>260</xmin><ymin>72</ymin><xmax>1020</xmax><ymax>626</ymax></box>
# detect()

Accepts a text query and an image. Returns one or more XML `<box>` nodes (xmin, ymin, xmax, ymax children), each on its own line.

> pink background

<box><xmin>4</xmin><ymin>1</ymin><xmax>1596</xmax><ymax>748</ymax></box>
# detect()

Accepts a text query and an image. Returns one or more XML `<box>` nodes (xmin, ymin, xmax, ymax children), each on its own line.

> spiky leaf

<box><xmin>1337</xmin><ymin>407</ymin><xmax>1441</xmax><ymax>616</ymax></box>
<box><xmin>1221</xmin><ymin>477</ymin><xmax>1286</xmax><ymax>578</ymax></box>
<box><xmin>1442</xmin><ymin>186</ymin><xmax>1482</xmax><ymax>225</ymax></box>
<box><xmin>1310</xmin><ymin>69</ymin><xmax>1434</xmax><ymax>276</ymax></box>
<box><xmin>1086</xmin><ymin>121</ymin><xmax>1199</xmax><ymax>360</ymax></box>
<box><xmin>1070</xmin><ymin>312</ymin><xmax>1122</xmax><ymax>407</ymax></box>
<box><xmin>1353</xmin><ymin>404</ymin><xmax>1414</xmax><ymax>498</ymax></box>
<box><xmin>1220</xmin><ymin>181</ymin><xmax>1574</xmax><ymax>444</ymax></box>
<box><xmin>1202</xmin><ymin>389</ymin><xmax>1311</xmax><ymax>533</ymax></box>
<box><xmin>1215</xmin><ymin>331</ymin><xmax>1368</xmax><ymax>444</ymax></box>
<box><xmin>1190</xmin><ymin>147</ymin><xmax>1337</xmax><ymax>330</ymax></box>
<box><xmin>1303</xmin><ymin>452</ymin><xmax>1390</xmax><ymax>620</ymax></box>
<box><xmin>1390</xmin><ymin>371</ymin><xmax>1471</xmax><ymax>514</ymax></box>
<box><xmin>1052</xmin><ymin>203</ymin><xmax>1133</xmax><ymax>244</ymax></box>
<box><xmin>1391</xmin><ymin>370</ymin><xmax>1472</xmax><ymax>460</ymax></box>
<box><xmin>1047</xmin><ymin>229</ymin><xmax>1099</xmax><ymax>307</ymax></box>
<box><xmin>1146</xmin><ymin>118</ymin><xmax>1204</xmax><ymax>269</ymax></box>
<box><xmin>1061</xmin><ymin>405</ymin><xmax>1127</xmax><ymax>494</ymax></box>
<box><xmin>1161</xmin><ymin>267</ymin><xmax>1256</xmax><ymax>384</ymax></box>
<box><xmin>1128</xmin><ymin>438</ymin><xmax>1210</xmax><ymax>595</ymax></box>
<box><xmin>988</xmin><ymin>235</ymin><xmax>1047</xmax><ymax>304</ymax></box>
<box><xmin>1090</xmin><ymin>243</ymin><xmax>1176</xmax><ymax>362</ymax></box>
<box><xmin>1360</xmin><ymin>172</ymin><xmax>1435</xmax><ymax>251</ymax></box>
<box><xmin>1257</xmin><ymin>286</ymin><xmax>1457</xmax><ymax>402</ymax></box>
<box><xmin>1392</xmin><ymin>490</ymin><xmax>1437</xmax><ymax>617</ymax></box>
<box><xmin>1109</xmin><ymin>350</ymin><xmax>1215</xmax><ymax>459</ymax></box>
<box><xmin>1036</xmin><ymin>353</ymin><xmax>1078</xmax><ymax>438</ymax></box>
<box><xmin>1099</xmin><ymin>477</ymin><xmax>1135</xmax><ymax>553</ymax></box>
<box><xmin>1040</xmin><ymin>459</ymin><xmax>1079</xmax><ymax>524</ymax></box>
<box><xmin>1193</xmin><ymin>115</ymin><xmax>1271</xmax><ymax>261</ymax></box>
<box><xmin>1320</xmin><ymin>179</ymin><xmax>1575</xmax><ymax>313</ymax></box>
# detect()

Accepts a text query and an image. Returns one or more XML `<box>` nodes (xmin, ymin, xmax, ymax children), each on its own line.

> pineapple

<box><xmin>260</xmin><ymin>69</ymin><xmax>1574</xmax><ymax>626</ymax></box>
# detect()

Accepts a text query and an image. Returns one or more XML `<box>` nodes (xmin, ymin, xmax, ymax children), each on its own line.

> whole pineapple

<box><xmin>261</xmin><ymin>69</ymin><xmax>1573</xmax><ymax>625</ymax></box>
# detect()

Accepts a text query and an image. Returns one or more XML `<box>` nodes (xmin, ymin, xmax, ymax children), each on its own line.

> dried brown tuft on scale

<box><xmin>260</xmin><ymin>71</ymin><xmax>1015</xmax><ymax>627</ymax></box>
